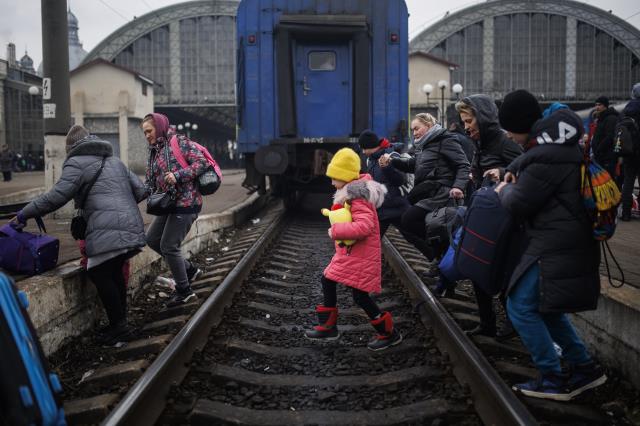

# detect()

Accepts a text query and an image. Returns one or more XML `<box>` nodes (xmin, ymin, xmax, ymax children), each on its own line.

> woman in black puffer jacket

<box><xmin>380</xmin><ymin>113</ymin><xmax>469</xmax><ymax>259</ymax></box>
<box><xmin>497</xmin><ymin>92</ymin><xmax>605</xmax><ymax>401</ymax></box>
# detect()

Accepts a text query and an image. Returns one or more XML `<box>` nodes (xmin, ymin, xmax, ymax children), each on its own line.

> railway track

<box><xmin>53</xmin><ymin>197</ymin><xmax>636</xmax><ymax>425</ymax></box>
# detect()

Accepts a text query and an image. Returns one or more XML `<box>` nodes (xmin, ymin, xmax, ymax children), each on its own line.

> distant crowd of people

<box><xmin>0</xmin><ymin>145</ymin><xmax>44</xmax><ymax>181</ymax></box>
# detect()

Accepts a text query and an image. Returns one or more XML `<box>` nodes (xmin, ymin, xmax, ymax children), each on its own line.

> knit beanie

<box><xmin>326</xmin><ymin>148</ymin><xmax>361</xmax><ymax>183</ymax></box>
<box><xmin>358</xmin><ymin>130</ymin><xmax>379</xmax><ymax>150</ymax></box>
<box><xmin>498</xmin><ymin>90</ymin><xmax>542</xmax><ymax>134</ymax></box>
<box><xmin>66</xmin><ymin>125</ymin><xmax>90</xmax><ymax>146</ymax></box>
<box><xmin>632</xmin><ymin>83</ymin><xmax>640</xmax><ymax>100</ymax></box>
<box><xmin>595</xmin><ymin>96</ymin><xmax>609</xmax><ymax>107</ymax></box>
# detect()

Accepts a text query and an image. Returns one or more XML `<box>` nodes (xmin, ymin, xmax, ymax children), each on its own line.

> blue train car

<box><xmin>236</xmin><ymin>0</ymin><xmax>409</xmax><ymax>194</ymax></box>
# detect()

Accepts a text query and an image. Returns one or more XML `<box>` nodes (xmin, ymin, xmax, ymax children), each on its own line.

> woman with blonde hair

<box><xmin>379</xmin><ymin>113</ymin><xmax>469</xmax><ymax>259</ymax></box>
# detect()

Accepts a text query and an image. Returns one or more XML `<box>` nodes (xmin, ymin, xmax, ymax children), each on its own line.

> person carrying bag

<box><xmin>12</xmin><ymin>125</ymin><xmax>147</xmax><ymax>345</ymax></box>
<box><xmin>142</xmin><ymin>113</ymin><xmax>208</xmax><ymax>308</ymax></box>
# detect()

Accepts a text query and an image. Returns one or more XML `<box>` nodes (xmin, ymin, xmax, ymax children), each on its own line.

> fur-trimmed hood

<box><xmin>66</xmin><ymin>135</ymin><xmax>113</xmax><ymax>159</ymax></box>
<box><xmin>333</xmin><ymin>174</ymin><xmax>387</xmax><ymax>208</ymax></box>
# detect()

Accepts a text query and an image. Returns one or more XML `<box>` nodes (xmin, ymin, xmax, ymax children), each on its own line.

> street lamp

<box><xmin>422</xmin><ymin>83</ymin><xmax>433</xmax><ymax>106</ymax></box>
<box><xmin>28</xmin><ymin>86</ymin><xmax>40</xmax><ymax>96</ymax></box>
<box><xmin>177</xmin><ymin>124</ymin><xmax>184</xmax><ymax>131</ymax></box>
<box><xmin>437</xmin><ymin>80</ymin><xmax>448</xmax><ymax>124</ymax></box>
<box><xmin>452</xmin><ymin>83</ymin><xmax>463</xmax><ymax>100</ymax></box>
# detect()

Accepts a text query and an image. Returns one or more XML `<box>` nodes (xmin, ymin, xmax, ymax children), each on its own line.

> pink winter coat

<box><xmin>324</xmin><ymin>174</ymin><xmax>387</xmax><ymax>294</ymax></box>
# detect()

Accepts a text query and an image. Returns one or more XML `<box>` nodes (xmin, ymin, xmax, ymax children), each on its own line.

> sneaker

<box><xmin>512</xmin><ymin>372</ymin><xmax>572</xmax><ymax>401</ymax></box>
<box><xmin>97</xmin><ymin>323</ymin><xmax>136</xmax><ymax>346</ymax></box>
<box><xmin>567</xmin><ymin>362</ymin><xmax>607</xmax><ymax>398</ymax></box>
<box><xmin>187</xmin><ymin>267</ymin><xmax>203</xmax><ymax>283</ymax></box>
<box><xmin>166</xmin><ymin>290</ymin><xmax>198</xmax><ymax>308</ymax></box>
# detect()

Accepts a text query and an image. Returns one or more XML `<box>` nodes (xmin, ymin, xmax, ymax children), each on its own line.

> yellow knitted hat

<box><xmin>326</xmin><ymin>148</ymin><xmax>361</xmax><ymax>183</ymax></box>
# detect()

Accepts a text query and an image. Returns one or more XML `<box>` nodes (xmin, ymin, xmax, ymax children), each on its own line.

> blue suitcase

<box><xmin>0</xmin><ymin>273</ymin><xmax>66</xmax><ymax>426</ymax></box>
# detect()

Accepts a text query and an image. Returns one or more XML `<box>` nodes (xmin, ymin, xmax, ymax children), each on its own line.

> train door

<box><xmin>294</xmin><ymin>42</ymin><xmax>352</xmax><ymax>137</ymax></box>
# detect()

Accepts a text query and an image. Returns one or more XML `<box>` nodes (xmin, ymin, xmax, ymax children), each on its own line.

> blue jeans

<box><xmin>507</xmin><ymin>264</ymin><xmax>592</xmax><ymax>374</ymax></box>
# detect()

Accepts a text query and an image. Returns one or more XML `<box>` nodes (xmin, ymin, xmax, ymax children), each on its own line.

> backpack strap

<box><xmin>169</xmin><ymin>135</ymin><xmax>189</xmax><ymax>169</ymax></box>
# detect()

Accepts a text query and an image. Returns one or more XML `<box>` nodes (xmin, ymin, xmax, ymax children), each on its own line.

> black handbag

<box><xmin>146</xmin><ymin>143</ymin><xmax>177</xmax><ymax>216</ymax></box>
<box><xmin>71</xmin><ymin>157</ymin><xmax>106</xmax><ymax>240</ymax></box>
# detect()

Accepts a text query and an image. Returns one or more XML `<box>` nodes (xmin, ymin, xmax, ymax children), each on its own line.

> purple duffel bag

<box><xmin>0</xmin><ymin>217</ymin><xmax>59</xmax><ymax>275</ymax></box>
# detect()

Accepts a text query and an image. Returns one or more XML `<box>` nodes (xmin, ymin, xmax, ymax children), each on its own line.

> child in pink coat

<box><xmin>305</xmin><ymin>148</ymin><xmax>403</xmax><ymax>351</ymax></box>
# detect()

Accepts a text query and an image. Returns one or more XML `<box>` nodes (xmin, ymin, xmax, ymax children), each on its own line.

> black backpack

<box><xmin>613</xmin><ymin>116</ymin><xmax>640</xmax><ymax>158</ymax></box>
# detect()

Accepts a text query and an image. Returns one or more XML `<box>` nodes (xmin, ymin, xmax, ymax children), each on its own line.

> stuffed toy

<box><xmin>321</xmin><ymin>203</ymin><xmax>356</xmax><ymax>247</ymax></box>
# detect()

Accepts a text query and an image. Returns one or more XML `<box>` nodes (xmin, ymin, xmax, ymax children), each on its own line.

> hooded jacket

<box><xmin>324</xmin><ymin>175</ymin><xmax>387</xmax><ymax>294</ymax></box>
<box><xmin>462</xmin><ymin>95</ymin><xmax>522</xmax><ymax>185</ymax></box>
<box><xmin>390</xmin><ymin>125</ymin><xmax>470</xmax><ymax>209</ymax></box>
<box><xmin>144</xmin><ymin>113</ymin><xmax>209</xmax><ymax>214</ymax></box>
<box><xmin>499</xmin><ymin>109</ymin><xmax>600</xmax><ymax>313</ymax></box>
<box><xmin>622</xmin><ymin>98</ymin><xmax>640</xmax><ymax>125</ymax></box>
<box><xmin>22</xmin><ymin>136</ymin><xmax>147</xmax><ymax>257</ymax></box>
<box><xmin>591</xmin><ymin>107</ymin><xmax>619</xmax><ymax>165</ymax></box>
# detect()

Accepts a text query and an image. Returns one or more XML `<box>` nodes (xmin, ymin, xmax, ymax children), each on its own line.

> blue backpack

<box><xmin>0</xmin><ymin>273</ymin><xmax>66</xmax><ymax>426</ymax></box>
<box><xmin>455</xmin><ymin>187</ymin><xmax>514</xmax><ymax>295</ymax></box>
<box><xmin>438</xmin><ymin>207</ymin><xmax>467</xmax><ymax>282</ymax></box>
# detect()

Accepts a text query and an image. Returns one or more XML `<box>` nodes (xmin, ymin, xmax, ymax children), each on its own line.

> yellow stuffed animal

<box><xmin>321</xmin><ymin>203</ymin><xmax>356</xmax><ymax>247</ymax></box>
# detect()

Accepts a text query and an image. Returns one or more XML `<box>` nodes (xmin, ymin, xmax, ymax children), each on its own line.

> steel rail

<box><xmin>102</xmin><ymin>210</ymin><xmax>286</xmax><ymax>426</ymax></box>
<box><xmin>382</xmin><ymin>237</ymin><xmax>538</xmax><ymax>426</ymax></box>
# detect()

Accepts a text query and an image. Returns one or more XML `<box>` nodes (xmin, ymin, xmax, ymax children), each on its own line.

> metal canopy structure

<box><xmin>410</xmin><ymin>0</ymin><xmax>640</xmax><ymax>101</ymax></box>
<box><xmin>83</xmin><ymin>0</ymin><xmax>240</xmax><ymax>110</ymax></box>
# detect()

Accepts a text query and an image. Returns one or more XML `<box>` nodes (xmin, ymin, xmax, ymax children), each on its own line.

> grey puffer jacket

<box><xmin>21</xmin><ymin>136</ymin><xmax>147</xmax><ymax>257</ymax></box>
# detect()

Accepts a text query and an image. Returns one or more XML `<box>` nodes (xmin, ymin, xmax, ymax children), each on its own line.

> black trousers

<box><xmin>321</xmin><ymin>276</ymin><xmax>381</xmax><ymax>320</ymax></box>
<box><xmin>399</xmin><ymin>205</ymin><xmax>434</xmax><ymax>259</ymax></box>
<box><xmin>87</xmin><ymin>254</ymin><xmax>128</xmax><ymax>327</ymax></box>
<box><xmin>472</xmin><ymin>283</ymin><xmax>509</xmax><ymax>331</ymax></box>
<box><xmin>2</xmin><ymin>171</ymin><xmax>11</xmax><ymax>181</ymax></box>
<box><xmin>622</xmin><ymin>158</ymin><xmax>640</xmax><ymax>214</ymax></box>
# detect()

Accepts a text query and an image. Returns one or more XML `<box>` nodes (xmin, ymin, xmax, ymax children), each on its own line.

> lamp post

<box><xmin>437</xmin><ymin>80</ymin><xmax>448</xmax><ymax>125</ymax></box>
<box><xmin>422</xmin><ymin>83</ymin><xmax>433</xmax><ymax>108</ymax></box>
<box><xmin>452</xmin><ymin>83</ymin><xmax>463</xmax><ymax>100</ymax></box>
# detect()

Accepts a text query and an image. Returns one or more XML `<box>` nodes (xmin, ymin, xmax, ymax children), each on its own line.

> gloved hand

<box><xmin>10</xmin><ymin>210</ymin><xmax>26</xmax><ymax>229</ymax></box>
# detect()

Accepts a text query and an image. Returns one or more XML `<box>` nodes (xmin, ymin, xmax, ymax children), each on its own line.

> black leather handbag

<box><xmin>146</xmin><ymin>143</ymin><xmax>177</xmax><ymax>216</ymax></box>
<box><xmin>71</xmin><ymin>157</ymin><xmax>106</xmax><ymax>240</ymax></box>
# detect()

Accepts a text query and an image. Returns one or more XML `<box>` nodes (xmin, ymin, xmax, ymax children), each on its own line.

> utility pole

<box><xmin>41</xmin><ymin>0</ymin><xmax>72</xmax><ymax>217</ymax></box>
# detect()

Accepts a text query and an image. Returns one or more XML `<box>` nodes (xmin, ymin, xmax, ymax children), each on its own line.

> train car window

<box><xmin>308</xmin><ymin>51</ymin><xmax>336</xmax><ymax>71</ymax></box>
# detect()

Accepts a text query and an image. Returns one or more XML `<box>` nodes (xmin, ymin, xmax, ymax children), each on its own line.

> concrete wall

<box><xmin>409</xmin><ymin>55</ymin><xmax>452</xmax><ymax>107</ymax></box>
<box><xmin>19</xmin><ymin>193</ymin><xmax>265</xmax><ymax>356</ymax></box>
<box><xmin>571</xmin><ymin>281</ymin><xmax>640</xmax><ymax>388</ymax></box>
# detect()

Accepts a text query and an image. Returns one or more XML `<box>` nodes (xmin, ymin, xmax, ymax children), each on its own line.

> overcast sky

<box><xmin>0</xmin><ymin>0</ymin><xmax>638</xmax><ymax>66</ymax></box>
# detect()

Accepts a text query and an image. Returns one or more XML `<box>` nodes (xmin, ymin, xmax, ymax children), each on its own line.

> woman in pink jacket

<box><xmin>305</xmin><ymin>148</ymin><xmax>403</xmax><ymax>351</ymax></box>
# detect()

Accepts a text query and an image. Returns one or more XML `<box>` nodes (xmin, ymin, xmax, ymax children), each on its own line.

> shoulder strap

<box><xmin>79</xmin><ymin>157</ymin><xmax>106</xmax><ymax>209</ymax></box>
<box><xmin>170</xmin><ymin>136</ymin><xmax>189</xmax><ymax>168</ymax></box>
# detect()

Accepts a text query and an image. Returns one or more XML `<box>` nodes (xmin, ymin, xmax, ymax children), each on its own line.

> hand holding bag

<box><xmin>147</xmin><ymin>142</ymin><xmax>177</xmax><ymax>216</ymax></box>
<box><xmin>70</xmin><ymin>157</ymin><xmax>106</xmax><ymax>240</ymax></box>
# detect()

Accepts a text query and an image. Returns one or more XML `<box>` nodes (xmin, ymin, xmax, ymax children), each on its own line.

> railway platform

<box><xmin>0</xmin><ymin>169</ymin><xmax>249</xmax><ymax>265</ymax></box>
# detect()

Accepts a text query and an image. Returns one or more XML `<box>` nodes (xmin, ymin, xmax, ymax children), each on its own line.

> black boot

<box><xmin>305</xmin><ymin>305</ymin><xmax>340</xmax><ymax>340</ymax></box>
<box><xmin>621</xmin><ymin>211</ymin><xmax>631</xmax><ymax>221</ymax></box>
<box><xmin>368</xmin><ymin>312</ymin><xmax>402</xmax><ymax>351</ymax></box>
<box><xmin>465</xmin><ymin>323</ymin><xmax>496</xmax><ymax>338</ymax></box>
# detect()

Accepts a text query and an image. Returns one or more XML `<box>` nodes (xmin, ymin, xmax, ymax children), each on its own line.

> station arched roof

<box><xmin>410</xmin><ymin>0</ymin><xmax>640</xmax><ymax>60</ymax></box>
<box><xmin>83</xmin><ymin>0</ymin><xmax>240</xmax><ymax>63</ymax></box>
